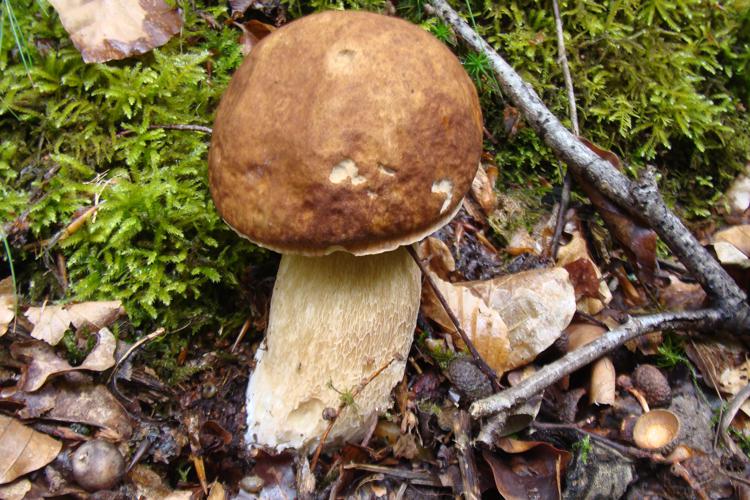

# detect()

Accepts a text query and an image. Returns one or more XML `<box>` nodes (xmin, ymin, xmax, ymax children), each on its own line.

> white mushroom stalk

<box><xmin>245</xmin><ymin>249</ymin><xmax>420</xmax><ymax>451</ymax></box>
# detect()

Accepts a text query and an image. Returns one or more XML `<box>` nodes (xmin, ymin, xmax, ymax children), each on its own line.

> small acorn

<box><xmin>72</xmin><ymin>440</ymin><xmax>126</xmax><ymax>492</ymax></box>
<box><xmin>446</xmin><ymin>356</ymin><xmax>492</xmax><ymax>402</ymax></box>
<box><xmin>633</xmin><ymin>364</ymin><xmax>671</xmax><ymax>407</ymax></box>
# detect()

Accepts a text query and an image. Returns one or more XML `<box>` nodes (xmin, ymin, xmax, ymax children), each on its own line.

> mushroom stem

<box><xmin>245</xmin><ymin>247</ymin><xmax>421</xmax><ymax>452</ymax></box>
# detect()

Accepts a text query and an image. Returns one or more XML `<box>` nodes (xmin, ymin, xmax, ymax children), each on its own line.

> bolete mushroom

<box><xmin>208</xmin><ymin>11</ymin><xmax>482</xmax><ymax>452</ymax></box>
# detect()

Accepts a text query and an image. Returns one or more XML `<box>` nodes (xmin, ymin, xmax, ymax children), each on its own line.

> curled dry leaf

<box><xmin>423</xmin><ymin>268</ymin><xmax>575</xmax><ymax>375</ymax></box>
<box><xmin>13</xmin><ymin>382</ymin><xmax>132</xmax><ymax>441</ymax></box>
<box><xmin>557</xmin><ymin>230</ymin><xmax>612</xmax><ymax>314</ymax></box>
<box><xmin>418</xmin><ymin>237</ymin><xmax>456</xmax><ymax>280</ymax></box>
<box><xmin>129</xmin><ymin>465</ymin><xmax>193</xmax><ymax>500</ymax></box>
<box><xmin>12</xmin><ymin>328</ymin><xmax>116</xmax><ymax>392</ymax></box>
<box><xmin>0</xmin><ymin>277</ymin><xmax>15</xmax><ymax>337</ymax></box>
<box><xmin>724</xmin><ymin>164</ymin><xmax>750</xmax><ymax>215</ymax></box>
<box><xmin>25</xmin><ymin>300</ymin><xmax>123</xmax><ymax>346</ymax></box>
<box><xmin>714</xmin><ymin>225</ymin><xmax>750</xmax><ymax>261</ymax></box>
<box><xmin>239</xmin><ymin>19</ymin><xmax>276</xmax><ymax>56</ymax></box>
<box><xmin>483</xmin><ymin>441</ymin><xmax>570</xmax><ymax>500</ymax></box>
<box><xmin>0</xmin><ymin>415</ymin><xmax>62</xmax><ymax>484</ymax></box>
<box><xmin>423</xmin><ymin>276</ymin><xmax>511</xmax><ymax>374</ymax></box>
<box><xmin>48</xmin><ymin>0</ymin><xmax>183</xmax><ymax>63</ymax></box>
<box><xmin>685</xmin><ymin>338</ymin><xmax>750</xmax><ymax>416</ymax></box>
<box><xmin>470</xmin><ymin>164</ymin><xmax>498</xmax><ymax>215</ymax></box>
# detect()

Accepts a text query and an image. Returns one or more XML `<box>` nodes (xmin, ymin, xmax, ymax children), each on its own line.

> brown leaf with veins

<box><xmin>48</xmin><ymin>0</ymin><xmax>182</xmax><ymax>63</ymax></box>
<box><xmin>0</xmin><ymin>415</ymin><xmax>62</xmax><ymax>484</ymax></box>
<box><xmin>483</xmin><ymin>440</ymin><xmax>570</xmax><ymax>500</ymax></box>
<box><xmin>238</xmin><ymin>19</ymin><xmax>276</xmax><ymax>56</ymax></box>
<box><xmin>12</xmin><ymin>328</ymin><xmax>116</xmax><ymax>392</ymax></box>
<box><xmin>12</xmin><ymin>382</ymin><xmax>132</xmax><ymax>441</ymax></box>
<box><xmin>25</xmin><ymin>300</ymin><xmax>123</xmax><ymax>346</ymax></box>
<box><xmin>563</xmin><ymin>258</ymin><xmax>602</xmax><ymax>300</ymax></box>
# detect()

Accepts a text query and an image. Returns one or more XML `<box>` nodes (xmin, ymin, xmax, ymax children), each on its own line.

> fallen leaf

<box><xmin>685</xmin><ymin>337</ymin><xmax>750</xmax><ymax>416</ymax></box>
<box><xmin>724</xmin><ymin>164</ymin><xmax>750</xmax><ymax>215</ymax></box>
<box><xmin>417</xmin><ymin>237</ymin><xmax>456</xmax><ymax>280</ymax></box>
<box><xmin>0</xmin><ymin>479</ymin><xmax>31</xmax><ymax>500</ymax></box>
<box><xmin>12</xmin><ymin>328</ymin><xmax>116</xmax><ymax>392</ymax></box>
<box><xmin>208</xmin><ymin>481</ymin><xmax>227</xmax><ymax>500</ymax></box>
<box><xmin>0</xmin><ymin>415</ymin><xmax>62</xmax><ymax>484</ymax></box>
<box><xmin>483</xmin><ymin>441</ymin><xmax>570</xmax><ymax>500</ymax></box>
<box><xmin>423</xmin><ymin>268</ymin><xmax>575</xmax><ymax>374</ymax></box>
<box><xmin>503</xmin><ymin>106</ymin><xmax>522</xmax><ymax>137</ymax></box>
<box><xmin>658</xmin><ymin>274</ymin><xmax>707</xmax><ymax>311</ymax></box>
<box><xmin>715</xmin><ymin>225</ymin><xmax>750</xmax><ymax>256</ymax></box>
<box><xmin>470</xmin><ymin>164</ymin><xmax>498</xmax><ymax>215</ymax></box>
<box><xmin>507</xmin><ymin>228</ymin><xmax>541</xmax><ymax>256</ymax></box>
<box><xmin>25</xmin><ymin>301</ymin><xmax>123</xmax><ymax>346</ymax></box>
<box><xmin>468</xmin><ymin>267</ymin><xmax>576</xmax><ymax>371</ymax></box>
<box><xmin>422</xmin><ymin>277</ymin><xmax>511</xmax><ymax>374</ymax></box>
<box><xmin>238</xmin><ymin>19</ymin><xmax>276</xmax><ymax>56</ymax></box>
<box><xmin>48</xmin><ymin>0</ymin><xmax>182</xmax><ymax>63</ymax></box>
<box><xmin>13</xmin><ymin>382</ymin><xmax>132</xmax><ymax>440</ymax></box>
<box><xmin>562</xmin><ymin>258</ymin><xmax>602</xmax><ymax>300</ymax></box>
<box><xmin>714</xmin><ymin>242</ymin><xmax>750</xmax><ymax>267</ymax></box>
<box><xmin>557</xmin><ymin>230</ymin><xmax>612</xmax><ymax>314</ymax></box>
<box><xmin>129</xmin><ymin>464</ymin><xmax>193</xmax><ymax>500</ymax></box>
<box><xmin>0</xmin><ymin>277</ymin><xmax>15</xmax><ymax>336</ymax></box>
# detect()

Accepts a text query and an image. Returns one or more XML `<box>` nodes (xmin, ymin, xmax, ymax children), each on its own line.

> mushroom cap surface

<box><xmin>209</xmin><ymin>10</ymin><xmax>483</xmax><ymax>255</ymax></box>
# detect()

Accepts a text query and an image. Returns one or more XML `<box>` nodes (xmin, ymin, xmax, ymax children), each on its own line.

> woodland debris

<box><xmin>0</xmin><ymin>277</ymin><xmax>15</xmax><ymax>337</ymax></box>
<box><xmin>24</xmin><ymin>300</ymin><xmax>123</xmax><ymax>346</ymax></box>
<box><xmin>632</xmin><ymin>410</ymin><xmax>680</xmax><ymax>452</ymax></box>
<box><xmin>632</xmin><ymin>364</ymin><xmax>671</xmax><ymax>408</ymax></box>
<box><xmin>72</xmin><ymin>439</ymin><xmax>126</xmax><ymax>492</ymax></box>
<box><xmin>0</xmin><ymin>415</ymin><xmax>62</xmax><ymax>484</ymax></box>
<box><xmin>48</xmin><ymin>0</ymin><xmax>182</xmax><ymax>63</ymax></box>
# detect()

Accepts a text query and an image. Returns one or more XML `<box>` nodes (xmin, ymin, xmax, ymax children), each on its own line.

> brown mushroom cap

<box><xmin>209</xmin><ymin>10</ymin><xmax>483</xmax><ymax>256</ymax></box>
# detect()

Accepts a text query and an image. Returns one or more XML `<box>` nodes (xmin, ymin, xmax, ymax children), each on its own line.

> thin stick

<box><xmin>453</xmin><ymin>410</ymin><xmax>480</xmax><ymax>500</ymax></box>
<box><xmin>231</xmin><ymin>317</ymin><xmax>252</xmax><ymax>353</ymax></box>
<box><xmin>309</xmin><ymin>356</ymin><xmax>398</xmax><ymax>471</ymax></box>
<box><xmin>406</xmin><ymin>245</ymin><xmax>501</xmax><ymax>390</ymax></box>
<box><xmin>108</xmin><ymin>328</ymin><xmax>167</xmax><ymax>401</ymax></box>
<box><xmin>428</xmin><ymin>0</ymin><xmax>750</xmax><ymax>332</ymax></box>
<box><xmin>116</xmin><ymin>124</ymin><xmax>213</xmax><ymax>137</ymax></box>
<box><xmin>550</xmin><ymin>0</ymin><xmax>578</xmax><ymax>260</ymax></box>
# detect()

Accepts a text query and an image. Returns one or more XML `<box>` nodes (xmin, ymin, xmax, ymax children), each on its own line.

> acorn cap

<box><xmin>209</xmin><ymin>10</ymin><xmax>483</xmax><ymax>256</ymax></box>
<box><xmin>633</xmin><ymin>364</ymin><xmax>671</xmax><ymax>407</ymax></box>
<box><xmin>632</xmin><ymin>409</ymin><xmax>680</xmax><ymax>452</ymax></box>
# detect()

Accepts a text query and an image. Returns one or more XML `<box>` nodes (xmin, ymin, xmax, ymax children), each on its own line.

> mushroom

<box><xmin>208</xmin><ymin>11</ymin><xmax>482</xmax><ymax>452</ymax></box>
<box><xmin>632</xmin><ymin>409</ymin><xmax>680</xmax><ymax>452</ymax></box>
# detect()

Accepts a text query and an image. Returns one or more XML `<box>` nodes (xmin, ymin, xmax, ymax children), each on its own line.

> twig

<box><xmin>549</xmin><ymin>0</ymin><xmax>577</xmax><ymax>259</ymax></box>
<box><xmin>116</xmin><ymin>124</ymin><xmax>213</xmax><ymax>137</ymax></box>
<box><xmin>342</xmin><ymin>464</ymin><xmax>443</xmax><ymax>487</ymax></box>
<box><xmin>429</xmin><ymin>0</ymin><xmax>750</xmax><ymax>332</ymax></box>
<box><xmin>309</xmin><ymin>356</ymin><xmax>399</xmax><ymax>471</ymax></box>
<box><xmin>471</xmin><ymin>309</ymin><xmax>723</xmax><ymax>441</ymax></box>
<box><xmin>108</xmin><ymin>328</ymin><xmax>167</xmax><ymax>398</ymax></box>
<box><xmin>406</xmin><ymin>245</ymin><xmax>501</xmax><ymax>391</ymax></box>
<box><xmin>230</xmin><ymin>317</ymin><xmax>252</xmax><ymax>353</ymax></box>
<box><xmin>719</xmin><ymin>382</ymin><xmax>750</xmax><ymax>450</ymax></box>
<box><xmin>453</xmin><ymin>410</ymin><xmax>480</xmax><ymax>500</ymax></box>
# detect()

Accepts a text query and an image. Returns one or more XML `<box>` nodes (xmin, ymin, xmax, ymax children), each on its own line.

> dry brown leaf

<box><xmin>470</xmin><ymin>164</ymin><xmax>498</xmax><ymax>215</ymax></box>
<box><xmin>715</xmin><ymin>225</ymin><xmax>750</xmax><ymax>257</ymax></box>
<box><xmin>725</xmin><ymin>164</ymin><xmax>750</xmax><ymax>215</ymax></box>
<box><xmin>658</xmin><ymin>274</ymin><xmax>707</xmax><ymax>311</ymax></box>
<box><xmin>48</xmin><ymin>0</ymin><xmax>182</xmax><ymax>63</ymax></box>
<box><xmin>0</xmin><ymin>479</ymin><xmax>31</xmax><ymax>500</ymax></box>
<box><xmin>0</xmin><ymin>415</ymin><xmax>62</xmax><ymax>484</ymax></box>
<box><xmin>483</xmin><ymin>442</ymin><xmax>570</xmax><ymax>500</ymax></box>
<box><xmin>207</xmin><ymin>481</ymin><xmax>227</xmax><ymax>500</ymax></box>
<box><xmin>557</xmin><ymin>231</ymin><xmax>612</xmax><ymax>314</ymax></box>
<box><xmin>507</xmin><ymin>228</ymin><xmax>541</xmax><ymax>256</ymax></box>
<box><xmin>12</xmin><ymin>328</ymin><xmax>116</xmax><ymax>392</ymax></box>
<box><xmin>25</xmin><ymin>300</ymin><xmax>123</xmax><ymax>346</ymax></box>
<box><xmin>129</xmin><ymin>465</ymin><xmax>194</xmax><ymax>500</ymax></box>
<box><xmin>13</xmin><ymin>382</ymin><xmax>132</xmax><ymax>441</ymax></box>
<box><xmin>423</xmin><ymin>268</ymin><xmax>574</xmax><ymax>374</ymax></box>
<box><xmin>0</xmin><ymin>277</ymin><xmax>15</xmax><ymax>337</ymax></box>
<box><xmin>469</xmin><ymin>267</ymin><xmax>575</xmax><ymax>371</ymax></box>
<box><xmin>423</xmin><ymin>276</ymin><xmax>511</xmax><ymax>374</ymax></box>
<box><xmin>239</xmin><ymin>19</ymin><xmax>276</xmax><ymax>56</ymax></box>
<box><xmin>417</xmin><ymin>237</ymin><xmax>456</xmax><ymax>280</ymax></box>
<box><xmin>562</xmin><ymin>257</ymin><xmax>602</xmax><ymax>301</ymax></box>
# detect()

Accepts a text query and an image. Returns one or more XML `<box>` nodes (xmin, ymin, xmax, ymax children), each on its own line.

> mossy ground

<box><xmin>1</xmin><ymin>0</ymin><xmax>749</xmax><ymax>356</ymax></box>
